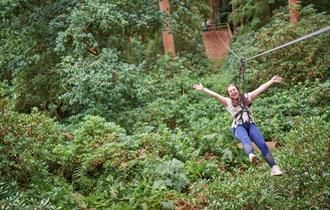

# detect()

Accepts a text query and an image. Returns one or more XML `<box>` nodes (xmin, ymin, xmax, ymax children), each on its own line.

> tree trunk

<box><xmin>209</xmin><ymin>0</ymin><xmax>218</xmax><ymax>27</ymax></box>
<box><xmin>240</xmin><ymin>0</ymin><xmax>244</xmax><ymax>26</ymax></box>
<box><xmin>288</xmin><ymin>0</ymin><xmax>299</xmax><ymax>23</ymax></box>
<box><xmin>159</xmin><ymin>0</ymin><xmax>176</xmax><ymax>57</ymax></box>
<box><xmin>232</xmin><ymin>0</ymin><xmax>237</xmax><ymax>33</ymax></box>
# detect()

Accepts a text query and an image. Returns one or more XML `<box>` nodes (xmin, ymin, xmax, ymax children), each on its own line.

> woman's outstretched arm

<box><xmin>249</xmin><ymin>75</ymin><xmax>283</xmax><ymax>102</ymax></box>
<box><xmin>193</xmin><ymin>83</ymin><xmax>227</xmax><ymax>106</ymax></box>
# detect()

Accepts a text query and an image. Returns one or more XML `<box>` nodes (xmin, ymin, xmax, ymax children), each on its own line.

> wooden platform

<box><xmin>237</xmin><ymin>142</ymin><xmax>277</xmax><ymax>152</ymax></box>
<box><xmin>203</xmin><ymin>29</ymin><xmax>230</xmax><ymax>61</ymax></box>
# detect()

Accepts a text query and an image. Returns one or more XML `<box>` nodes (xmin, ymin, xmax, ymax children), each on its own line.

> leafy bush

<box><xmin>53</xmin><ymin>115</ymin><xmax>128</xmax><ymax>190</ymax></box>
<box><xmin>59</xmin><ymin>49</ymin><xmax>151</xmax><ymax>120</ymax></box>
<box><xmin>0</xmin><ymin>111</ymin><xmax>76</xmax><ymax>209</ymax></box>
<box><xmin>275</xmin><ymin>115</ymin><xmax>330</xmax><ymax>209</ymax></box>
<box><xmin>0</xmin><ymin>110</ymin><xmax>63</xmax><ymax>184</ymax></box>
<box><xmin>152</xmin><ymin>158</ymin><xmax>190</xmax><ymax>192</ymax></box>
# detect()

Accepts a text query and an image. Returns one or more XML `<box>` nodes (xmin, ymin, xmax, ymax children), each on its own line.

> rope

<box><xmin>245</xmin><ymin>25</ymin><xmax>330</xmax><ymax>61</ymax></box>
<box><xmin>239</xmin><ymin>58</ymin><xmax>246</xmax><ymax>92</ymax></box>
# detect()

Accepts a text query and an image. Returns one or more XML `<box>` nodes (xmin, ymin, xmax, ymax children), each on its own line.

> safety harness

<box><xmin>235</xmin><ymin>58</ymin><xmax>253</xmax><ymax>124</ymax></box>
<box><xmin>235</xmin><ymin>103</ymin><xmax>252</xmax><ymax>124</ymax></box>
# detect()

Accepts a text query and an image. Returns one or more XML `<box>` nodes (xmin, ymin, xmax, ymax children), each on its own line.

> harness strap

<box><xmin>240</xmin><ymin>108</ymin><xmax>252</xmax><ymax>123</ymax></box>
<box><xmin>239</xmin><ymin>58</ymin><xmax>246</xmax><ymax>92</ymax></box>
<box><xmin>234</xmin><ymin>105</ymin><xmax>252</xmax><ymax>124</ymax></box>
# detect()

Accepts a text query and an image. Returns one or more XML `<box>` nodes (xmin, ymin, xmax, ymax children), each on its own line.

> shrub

<box><xmin>0</xmin><ymin>110</ymin><xmax>63</xmax><ymax>184</ymax></box>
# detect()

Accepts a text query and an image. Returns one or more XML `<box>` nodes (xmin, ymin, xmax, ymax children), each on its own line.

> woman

<box><xmin>193</xmin><ymin>75</ymin><xmax>283</xmax><ymax>176</ymax></box>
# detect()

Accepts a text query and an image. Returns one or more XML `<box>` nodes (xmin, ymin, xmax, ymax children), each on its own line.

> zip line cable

<box><xmin>210</xmin><ymin>25</ymin><xmax>330</xmax><ymax>92</ymax></box>
<box><xmin>211</xmin><ymin>25</ymin><xmax>330</xmax><ymax>63</ymax></box>
<box><xmin>245</xmin><ymin>25</ymin><xmax>330</xmax><ymax>61</ymax></box>
<box><xmin>213</xmin><ymin>28</ymin><xmax>241</xmax><ymax>60</ymax></box>
<box><xmin>206</xmin><ymin>29</ymin><xmax>237</xmax><ymax>60</ymax></box>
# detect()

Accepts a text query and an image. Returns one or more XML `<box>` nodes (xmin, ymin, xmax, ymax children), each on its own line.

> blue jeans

<box><xmin>232</xmin><ymin>123</ymin><xmax>276</xmax><ymax>167</ymax></box>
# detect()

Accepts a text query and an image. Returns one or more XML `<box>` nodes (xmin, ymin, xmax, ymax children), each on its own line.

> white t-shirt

<box><xmin>225</xmin><ymin>94</ymin><xmax>254</xmax><ymax>128</ymax></box>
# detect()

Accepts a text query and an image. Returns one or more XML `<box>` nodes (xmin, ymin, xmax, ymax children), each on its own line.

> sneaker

<box><xmin>271</xmin><ymin>165</ymin><xmax>283</xmax><ymax>176</ymax></box>
<box><xmin>249</xmin><ymin>153</ymin><xmax>259</xmax><ymax>165</ymax></box>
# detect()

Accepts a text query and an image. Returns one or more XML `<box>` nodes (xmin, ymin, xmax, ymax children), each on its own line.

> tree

<box><xmin>159</xmin><ymin>0</ymin><xmax>176</xmax><ymax>57</ymax></box>
<box><xmin>288</xmin><ymin>0</ymin><xmax>299</xmax><ymax>23</ymax></box>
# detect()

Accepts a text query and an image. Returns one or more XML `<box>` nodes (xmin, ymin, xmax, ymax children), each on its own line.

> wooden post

<box><xmin>288</xmin><ymin>0</ymin><xmax>299</xmax><ymax>24</ymax></box>
<box><xmin>159</xmin><ymin>0</ymin><xmax>176</xmax><ymax>57</ymax></box>
<box><xmin>209</xmin><ymin>0</ymin><xmax>218</xmax><ymax>27</ymax></box>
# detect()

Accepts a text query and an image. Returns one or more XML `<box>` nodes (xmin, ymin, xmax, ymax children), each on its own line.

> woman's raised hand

<box><xmin>193</xmin><ymin>83</ymin><xmax>204</xmax><ymax>91</ymax></box>
<box><xmin>271</xmin><ymin>75</ymin><xmax>283</xmax><ymax>84</ymax></box>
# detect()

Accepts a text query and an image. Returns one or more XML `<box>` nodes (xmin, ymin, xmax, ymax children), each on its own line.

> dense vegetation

<box><xmin>0</xmin><ymin>1</ymin><xmax>329</xmax><ymax>209</ymax></box>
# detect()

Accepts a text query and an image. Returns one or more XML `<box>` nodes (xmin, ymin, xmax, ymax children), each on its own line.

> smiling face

<box><xmin>227</xmin><ymin>85</ymin><xmax>239</xmax><ymax>100</ymax></box>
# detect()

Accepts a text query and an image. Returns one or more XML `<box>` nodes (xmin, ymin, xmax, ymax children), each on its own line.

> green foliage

<box><xmin>229</xmin><ymin>0</ymin><xmax>287</xmax><ymax>30</ymax></box>
<box><xmin>53</xmin><ymin>116</ymin><xmax>127</xmax><ymax>186</ymax></box>
<box><xmin>0</xmin><ymin>110</ymin><xmax>76</xmax><ymax>209</ymax></box>
<box><xmin>0</xmin><ymin>110</ymin><xmax>63</xmax><ymax>183</ymax></box>
<box><xmin>302</xmin><ymin>0</ymin><xmax>330</xmax><ymax>13</ymax></box>
<box><xmin>115</xmin><ymin>54</ymin><xmax>211</xmax><ymax>131</ymax></box>
<box><xmin>250</xmin><ymin>80</ymin><xmax>329</xmax><ymax>141</ymax></box>
<box><xmin>242</xmin><ymin>6</ymin><xmax>330</xmax><ymax>86</ymax></box>
<box><xmin>276</xmin><ymin>116</ymin><xmax>330</xmax><ymax>208</ymax></box>
<box><xmin>153</xmin><ymin>158</ymin><xmax>190</xmax><ymax>192</ymax></box>
<box><xmin>0</xmin><ymin>177</ymin><xmax>77</xmax><ymax>209</ymax></box>
<box><xmin>186</xmin><ymin>159</ymin><xmax>219</xmax><ymax>181</ymax></box>
<box><xmin>0</xmin><ymin>0</ymin><xmax>210</xmax><ymax>118</ymax></box>
<box><xmin>0</xmin><ymin>2</ymin><xmax>329</xmax><ymax>209</ymax></box>
<box><xmin>59</xmin><ymin>49</ymin><xmax>151</xmax><ymax>120</ymax></box>
<box><xmin>0</xmin><ymin>0</ymin><xmax>76</xmax><ymax>113</ymax></box>
<box><xmin>0</xmin><ymin>82</ymin><xmax>13</xmax><ymax>113</ymax></box>
<box><xmin>206</xmin><ymin>116</ymin><xmax>329</xmax><ymax>209</ymax></box>
<box><xmin>167</xmin><ymin>0</ymin><xmax>209</xmax><ymax>53</ymax></box>
<box><xmin>55</xmin><ymin>0</ymin><xmax>160</xmax><ymax>58</ymax></box>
